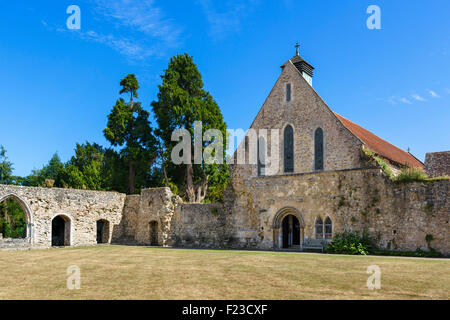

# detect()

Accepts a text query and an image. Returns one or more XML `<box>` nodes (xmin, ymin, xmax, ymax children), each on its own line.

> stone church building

<box><xmin>1</xmin><ymin>49</ymin><xmax>449</xmax><ymax>255</ymax></box>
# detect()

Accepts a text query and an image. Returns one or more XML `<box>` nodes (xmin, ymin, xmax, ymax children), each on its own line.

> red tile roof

<box><xmin>334</xmin><ymin>113</ymin><xmax>424</xmax><ymax>168</ymax></box>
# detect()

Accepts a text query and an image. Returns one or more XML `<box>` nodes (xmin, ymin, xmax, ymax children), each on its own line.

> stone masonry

<box><xmin>1</xmin><ymin>53</ymin><xmax>448</xmax><ymax>255</ymax></box>
<box><xmin>0</xmin><ymin>185</ymin><xmax>125</xmax><ymax>247</ymax></box>
<box><xmin>227</xmin><ymin>167</ymin><xmax>449</xmax><ymax>254</ymax></box>
<box><xmin>0</xmin><ymin>170</ymin><xmax>448</xmax><ymax>255</ymax></box>
<box><xmin>425</xmin><ymin>151</ymin><xmax>450</xmax><ymax>178</ymax></box>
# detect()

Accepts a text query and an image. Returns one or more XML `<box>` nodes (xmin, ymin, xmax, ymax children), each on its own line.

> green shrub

<box><xmin>375</xmin><ymin>157</ymin><xmax>394</xmax><ymax>179</ymax></box>
<box><xmin>326</xmin><ymin>230</ymin><xmax>374</xmax><ymax>255</ymax></box>
<box><xmin>326</xmin><ymin>230</ymin><xmax>442</xmax><ymax>258</ymax></box>
<box><xmin>363</xmin><ymin>146</ymin><xmax>450</xmax><ymax>184</ymax></box>
<box><xmin>362</xmin><ymin>147</ymin><xmax>394</xmax><ymax>179</ymax></box>
<box><xmin>425</xmin><ymin>175</ymin><xmax>450</xmax><ymax>182</ymax></box>
<box><xmin>373</xmin><ymin>248</ymin><xmax>442</xmax><ymax>258</ymax></box>
<box><xmin>394</xmin><ymin>167</ymin><xmax>428</xmax><ymax>183</ymax></box>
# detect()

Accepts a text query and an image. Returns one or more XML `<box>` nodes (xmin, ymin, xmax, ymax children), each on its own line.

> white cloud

<box><xmin>383</xmin><ymin>89</ymin><xmax>446</xmax><ymax>106</ymax></box>
<box><xmin>385</xmin><ymin>96</ymin><xmax>398</xmax><ymax>105</ymax></box>
<box><xmin>46</xmin><ymin>0</ymin><xmax>183</xmax><ymax>63</ymax></box>
<box><xmin>427</xmin><ymin>89</ymin><xmax>440</xmax><ymax>98</ymax></box>
<box><xmin>411</xmin><ymin>94</ymin><xmax>426</xmax><ymax>102</ymax></box>
<box><xmin>198</xmin><ymin>0</ymin><xmax>259</xmax><ymax>39</ymax></box>
<box><xmin>93</xmin><ymin>0</ymin><xmax>181</xmax><ymax>46</ymax></box>
<box><xmin>399</xmin><ymin>97</ymin><xmax>413</xmax><ymax>104</ymax></box>
<box><xmin>81</xmin><ymin>30</ymin><xmax>155</xmax><ymax>61</ymax></box>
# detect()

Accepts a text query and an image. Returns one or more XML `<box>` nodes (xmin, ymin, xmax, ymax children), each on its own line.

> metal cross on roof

<box><xmin>295</xmin><ymin>42</ymin><xmax>300</xmax><ymax>56</ymax></box>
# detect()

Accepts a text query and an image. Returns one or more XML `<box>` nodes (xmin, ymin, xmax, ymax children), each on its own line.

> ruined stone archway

<box><xmin>272</xmin><ymin>207</ymin><xmax>305</xmax><ymax>250</ymax></box>
<box><xmin>96</xmin><ymin>219</ymin><xmax>110</xmax><ymax>244</ymax></box>
<box><xmin>0</xmin><ymin>193</ymin><xmax>33</xmax><ymax>241</ymax></box>
<box><xmin>51</xmin><ymin>214</ymin><xmax>72</xmax><ymax>247</ymax></box>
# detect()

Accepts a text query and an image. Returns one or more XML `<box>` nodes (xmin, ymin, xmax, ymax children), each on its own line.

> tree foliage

<box><xmin>2</xmin><ymin>55</ymin><xmax>230</xmax><ymax>202</ymax></box>
<box><xmin>0</xmin><ymin>198</ymin><xmax>26</xmax><ymax>238</ymax></box>
<box><xmin>0</xmin><ymin>145</ymin><xmax>14</xmax><ymax>185</ymax></box>
<box><xmin>151</xmin><ymin>53</ymin><xmax>229</xmax><ymax>203</ymax></box>
<box><xmin>104</xmin><ymin>74</ymin><xmax>157</xmax><ymax>194</ymax></box>
<box><xmin>23</xmin><ymin>153</ymin><xmax>64</xmax><ymax>187</ymax></box>
<box><xmin>60</xmin><ymin>142</ymin><xmax>106</xmax><ymax>190</ymax></box>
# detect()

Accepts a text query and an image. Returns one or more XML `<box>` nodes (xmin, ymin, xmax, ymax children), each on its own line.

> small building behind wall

<box><xmin>425</xmin><ymin>151</ymin><xmax>450</xmax><ymax>178</ymax></box>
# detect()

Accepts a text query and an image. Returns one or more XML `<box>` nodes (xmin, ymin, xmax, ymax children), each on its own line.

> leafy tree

<box><xmin>58</xmin><ymin>142</ymin><xmax>138</xmax><ymax>193</ymax></box>
<box><xmin>120</xmin><ymin>74</ymin><xmax>139</xmax><ymax>104</ymax></box>
<box><xmin>60</xmin><ymin>164</ymin><xmax>85</xmax><ymax>189</ymax></box>
<box><xmin>0</xmin><ymin>198</ymin><xmax>26</xmax><ymax>238</ymax></box>
<box><xmin>23</xmin><ymin>153</ymin><xmax>64</xmax><ymax>187</ymax></box>
<box><xmin>0</xmin><ymin>145</ymin><xmax>14</xmax><ymax>185</ymax></box>
<box><xmin>41</xmin><ymin>153</ymin><xmax>64</xmax><ymax>182</ymax></box>
<box><xmin>104</xmin><ymin>74</ymin><xmax>157</xmax><ymax>194</ymax></box>
<box><xmin>60</xmin><ymin>142</ymin><xmax>105</xmax><ymax>190</ymax></box>
<box><xmin>151</xmin><ymin>53</ymin><xmax>229</xmax><ymax>203</ymax></box>
<box><xmin>10</xmin><ymin>176</ymin><xmax>27</xmax><ymax>186</ymax></box>
<box><xmin>102</xmin><ymin>148</ymin><xmax>128</xmax><ymax>193</ymax></box>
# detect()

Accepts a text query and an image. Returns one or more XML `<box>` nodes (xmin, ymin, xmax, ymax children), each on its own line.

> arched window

<box><xmin>284</xmin><ymin>125</ymin><xmax>294</xmax><ymax>173</ymax></box>
<box><xmin>315</xmin><ymin>127</ymin><xmax>324</xmax><ymax>171</ymax></box>
<box><xmin>258</xmin><ymin>137</ymin><xmax>266</xmax><ymax>176</ymax></box>
<box><xmin>325</xmin><ymin>217</ymin><xmax>332</xmax><ymax>239</ymax></box>
<box><xmin>315</xmin><ymin>217</ymin><xmax>323</xmax><ymax>239</ymax></box>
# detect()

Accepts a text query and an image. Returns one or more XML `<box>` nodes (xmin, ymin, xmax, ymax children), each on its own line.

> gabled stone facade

<box><xmin>223</xmin><ymin>54</ymin><xmax>448</xmax><ymax>254</ymax></box>
<box><xmin>243</xmin><ymin>60</ymin><xmax>364</xmax><ymax>176</ymax></box>
<box><xmin>1</xmin><ymin>53</ymin><xmax>448</xmax><ymax>255</ymax></box>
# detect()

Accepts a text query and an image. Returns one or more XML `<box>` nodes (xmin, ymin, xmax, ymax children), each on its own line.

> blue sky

<box><xmin>0</xmin><ymin>0</ymin><xmax>449</xmax><ymax>176</ymax></box>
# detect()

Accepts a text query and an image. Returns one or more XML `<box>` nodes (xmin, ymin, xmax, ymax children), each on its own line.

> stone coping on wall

<box><xmin>0</xmin><ymin>184</ymin><xmax>125</xmax><ymax>195</ymax></box>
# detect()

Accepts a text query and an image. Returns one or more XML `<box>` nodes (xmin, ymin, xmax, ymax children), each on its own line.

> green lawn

<box><xmin>0</xmin><ymin>245</ymin><xmax>448</xmax><ymax>300</ymax></box>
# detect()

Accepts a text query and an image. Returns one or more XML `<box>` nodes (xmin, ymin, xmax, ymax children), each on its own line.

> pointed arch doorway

<box><xmin>273</xmin><ymin>207</ymin><xmax>305</xmax><ymax>250</ymax></box>
<box><xmin>0</xmin><ymin>194</ymin><xmax>33</xmax><ymax>242</ymax></box>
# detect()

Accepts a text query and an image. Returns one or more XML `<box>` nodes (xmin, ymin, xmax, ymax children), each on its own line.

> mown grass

<box><xmin>0</xmin><ymin>246</ymin><xmax>448</xmax><ymax>300</ymax></box>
